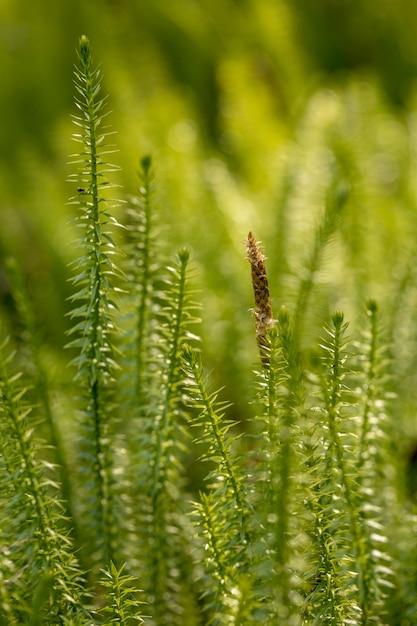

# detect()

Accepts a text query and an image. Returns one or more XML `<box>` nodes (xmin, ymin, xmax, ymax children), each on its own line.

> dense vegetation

<box><xmin>3</xmin><ymin>3</ymin><xmax>417</xmax><ymax>624</ymax></box>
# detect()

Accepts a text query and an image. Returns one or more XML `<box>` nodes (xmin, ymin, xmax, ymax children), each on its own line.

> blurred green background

<box><xmin>3</xmin><ymin>0</ymin><xmax>417</xmax><ymax>445</ymax></box>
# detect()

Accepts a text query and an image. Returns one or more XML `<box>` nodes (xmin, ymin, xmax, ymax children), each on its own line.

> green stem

<box><xmin>135</xmin><ymin>164</ymin><xmax>152</xmax><ymax>401</ymax></box>
<box><xmin>83</xmin><ymin>48</ymin><xmax>113</xmax><ymax>564</ymax></box>
<box><xmin>358</xmin><ymin>304</ymin><xmax>378</xmax><ymax>472</ymax></box>
<box><xmin>357</xmin><ymin>303</ymin><xmax>382</xmax><ymax>623</ymax></box>
<box><xmin>274</xmin><ymin>314</ymin><xmax>298</xmax><ymax>614</ymax></box>
<box><xmin>200</xmin><ymin>495</ymin><xmax>227</xmax><ymax>594</ymax></box>
<box><xmin>151</xmin><ymin>256</ymin><xmax>187</xmax><ymax>505</ymax></box>
<box><xmin>326</xmin><ymin>317</ymin><xmax>367</xmax><ymax>622</ymax></box>
<box><xmin>150</xmin><ymin>254</ymin><xmax>188</xmax><ymax>619</ymax></box>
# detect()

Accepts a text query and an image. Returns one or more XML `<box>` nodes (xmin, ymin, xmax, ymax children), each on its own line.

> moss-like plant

<box><xmin>0</xmin><ymin>339</ymin><xmax>89</xmax><ymax>623</ymax></box>
<box><xmin>66</xmin><ymin>35</ymin><xmax>123</xmax><ymax>567</ymax></box>
<box><xmin>0</xmin><ymin>34</ymin><xmax>414</xmax><ymax>626</ymax></box>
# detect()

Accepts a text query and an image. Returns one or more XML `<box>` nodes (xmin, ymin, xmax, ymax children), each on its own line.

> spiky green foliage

<box><xmin>119</xmin><ymin>156</ymin><xmax>160</xmax><ymax>575</ymax></box>
<box><xmin>2</xmin><ymin>33</ymin><xmax>417</xmax><ymax>626</ymax></box>
<box><xmin>183</xmin><ymin>349</ymin><xmax>252</xmax><ymax>623</ymax></box>
<box><xmin>100</xmin><ymin>562</ymin><xmax>145</xmax><ymax>625</ymax></box>
<box><xmin>249</xmin><ymin>309</ymin><xmax>304</xmax><ymax>623</ymax></box>
<box><xmin>0</xmin><ymin>549</ymin><xmax>18</xmax><ymax>626</ymax></box>
<box><xmin>270</xmin><ymin>309</ymin><xmax>304</xmax><ymax>620</ymax></box>
<box><xmin>0</xmin><ymin>339</ymin><xmax>88</xmax><ymax>624</ymax></box>
<box><xmin>129</xmin><ymin>249</ymin><xmax>201</xmax><ymax>625</ymax></box>
<box><xmin>302</xmin><ymin>428</ymin><xmax>350</xmax><ymax>625</ymax></box>
<box><xmin>66</xmin><ymin>35</ymin><xmax>122</xmax><ymax>566</ymax></box>
<box><xmin>192</xmin><ymin>491</ymin><xmax>254</xmax><ymax>626</ymax></box>
<box><xmin>183</xmin><ymin>349</ymin><xmax>248</xmax><ymax>538</ymax></box>
<box><xmin>5</xmin><ymin>257</ymin><xmax>74</xmax><ymax>523</ymax></box>
<box><xmin>355</xmin><ymin>301</ymin><xmax>394</xmax><ymax>621</ymax></box>
<box><xmin>249</xmin><ymin>326</ymin><xmax>284</xmax><ymax>619</ymax></box>
<box><xmin>303</xmin><ymin>314</ymin><xmax>362</xmax><ymax>624</ymax></box>
<box><xmin>313</xmin><ymin>310</ymin><xmax>393</xmax><ymax>624</ymax></box>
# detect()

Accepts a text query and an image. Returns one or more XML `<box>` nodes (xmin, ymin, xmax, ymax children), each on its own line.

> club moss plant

<box><xmin>0</xmin><ymin>35</ymin><xmax>414</xmax><ymax>625</ymax></box>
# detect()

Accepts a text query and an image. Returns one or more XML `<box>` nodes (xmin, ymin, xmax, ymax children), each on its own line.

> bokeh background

<box><xmin>3</xmin><ymin>0</ymin><xmax>417</xmax><ymax>456</ymax></box>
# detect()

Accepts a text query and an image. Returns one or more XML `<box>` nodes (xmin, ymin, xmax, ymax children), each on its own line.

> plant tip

<box><xmin>332</xmin><ymin>310</ymin><xmax>344</xmax><ymax>327</ymax></box>
<box><xmin>367</xmin><ymin>299</ymin><xmax>378</xmax><ymax>314</ymax></box>
<box><xmin>79</xmin><ymin>35</ymin><xmax>90</xmax><ymax>63</ymax></box>
<box><xmin>178</xmin><ymin>247</ymin><xmax>190</xmax><ymax>263</ymax></box>
<box><xmin>140</xmin><ymin>154</ymin><xmax>152</xmax><ymax>172</ymax></box>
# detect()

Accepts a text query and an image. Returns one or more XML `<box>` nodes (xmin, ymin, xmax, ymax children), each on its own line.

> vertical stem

<box><xmin>325</xmin><ymin>315</ymin><xmax>367</xmax><ymax>622</ymax></box>
<box><xmin>150</xmin><ymin>253</ymin><xmax>188</xmax><ymax>621</ymax></box>
<box><xmin>358</xmin><ymin>302</ymin><xmax>378</xmax><ymax>472</ymax></box>
<box><xmin>274</xmin><ymin>310</ymin><xmax>297</xmax><ymax>615</ymax></box>
<box><xmin>78</xmin><ymin>37</ymin><xmax>114</xmax><ymax>564</ymax></box>
<box><xmin>135</xmin><ymin>158</ymin><xmax>152</xmax><ymax>400</ymax></box>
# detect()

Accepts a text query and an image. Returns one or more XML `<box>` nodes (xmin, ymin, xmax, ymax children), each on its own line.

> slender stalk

<box><xmin>84</xmin><ymin>38</ymin><xmax>112</xmax><ymax>564</ymax></box>
<box><xmin>149</xmin><ymin>250</ymin><xmax>190</xmax><ymax>622</ymax></box>
<box><xmin>324</xmin><ymin>313</ymin><xmax>368</xmax><ymax>622</ymax></box>
<box><xmin>199</xmin><ymin>494</ymin><xmax>228</xmax><ymax>593</ymax></box>
<box><xmin>151</xmin><ymin>252</ymin><xmax>188</xmax><ymax>507</ymax></box>
<box><xmin>135</xmin><ymin>156</ymin><xmax>153</xmax><ymax>400</ymax></box>
<box><xmin>358</xmin><ymin>301</ymin><xmax>378</xmax><ymax>472</ymax></box>
<box><xmin>68</xmin><ymin>35</ymin><xmax>120</xmax><ymax>565</ymax></box>
<box><xmin>274</xmin><ymin>308</ymin><xmax>300</xmax><ymax>617</ymax></box>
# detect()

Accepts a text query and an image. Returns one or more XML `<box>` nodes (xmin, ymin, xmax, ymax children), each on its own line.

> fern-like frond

<box><xmin>66</xmin><ymin>35</ymin><xmax>123</xmax><ymax>566</ymax></box>
<box><xmin>302</xmin><ymin>413</ymin><xmax>357</xmax><ymax>625</ymax></box>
